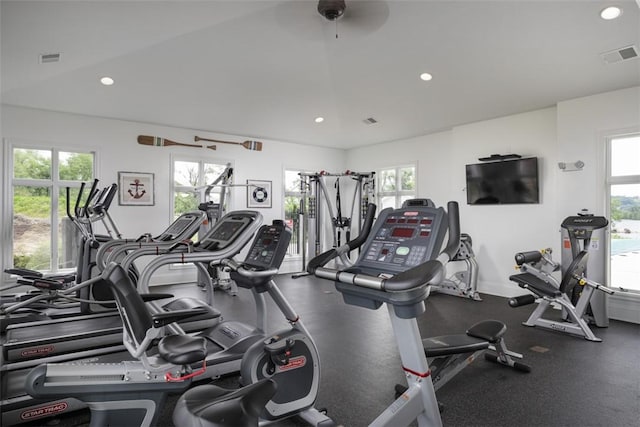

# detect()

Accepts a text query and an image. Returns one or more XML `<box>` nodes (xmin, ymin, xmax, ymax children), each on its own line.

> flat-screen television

<box><xmin>465</xmin><ymin>157</ymin><xmax>539</xmax><ymax>205</ymax></box>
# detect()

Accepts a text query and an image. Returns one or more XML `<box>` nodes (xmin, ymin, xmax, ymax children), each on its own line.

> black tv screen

<box><xmin>466</xmin><ymin>157</ymin><xmax>539</xmax><ymax>205</ymax></box>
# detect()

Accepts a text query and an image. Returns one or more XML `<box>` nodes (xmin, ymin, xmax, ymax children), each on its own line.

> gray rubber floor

<box><xmin>17</xmin><ymin>273</ymin><xmax>640</xmax><ymax>426</ymax></box>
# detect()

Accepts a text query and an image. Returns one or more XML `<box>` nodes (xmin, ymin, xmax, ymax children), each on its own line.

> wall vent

<box><xmin>363</xmin><ymin>117</ymin><xmax>378</xmax><ymax>125</ymax></box>
<box><xmin>39</xmin><ymin>53</ymin><xmax>61</xmax><ymax>64</ymax></box>
<box><xmin>600</xmin><ymin>45</ymin><xmax>638</xmax><ymax>64</ymax></box>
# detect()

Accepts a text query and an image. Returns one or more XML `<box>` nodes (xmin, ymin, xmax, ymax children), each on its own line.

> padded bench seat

<box><xmin>509</xmin><ymin>272</ymin><xmax>562</xmax><ymax>298</ymax></box>
<box><xmin>422</xmin><ymin>320</ymin><xmax>505</xmax><ymax>357</ymax></box>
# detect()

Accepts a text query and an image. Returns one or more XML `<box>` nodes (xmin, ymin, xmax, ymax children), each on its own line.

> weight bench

<box><xmin>395</xmin><ymin>319</ymin><xmax>530</xmax><ymax>399</ymax></box>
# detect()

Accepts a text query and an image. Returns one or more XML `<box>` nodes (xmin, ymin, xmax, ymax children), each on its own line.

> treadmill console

<box><xmin>355</xmin><ymin>206</ymin><xmax>447</xmax><ymax>275</ymax></box>
<box><xmin>198</xmin><ymin>212</ymin><xmax>257</xmax><ymax>250</ymax></box>
<box><xmin>244</xmin><ymin>220</ymin><xmax>292</xmax><ymax>270</ymax></box>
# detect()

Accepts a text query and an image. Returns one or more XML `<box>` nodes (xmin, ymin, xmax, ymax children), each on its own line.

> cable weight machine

<box><xmin>295</xmin><ymin>170</ymin><xmax>375</xmax><ymax>276</ymax></box>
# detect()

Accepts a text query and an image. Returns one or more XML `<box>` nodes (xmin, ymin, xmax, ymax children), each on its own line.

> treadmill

<box><xmin>1</xmin><ymin>211</ymin><xmax>207</xmax><ymax>330</ymax></box>
<box><xmin>1</xmin><ymin>210</ymin><xmax>263</xmax><ymax>426</ymax></box>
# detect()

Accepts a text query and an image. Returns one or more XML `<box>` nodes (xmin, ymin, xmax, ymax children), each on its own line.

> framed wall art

<box><xmin>247</xmin><ymin>179</ymin><xmax>272</xmax><ymax>208</ymax></box>
<box><xmin>118</xmin><ymin>171</ymin><xmax>155</xmax><ymax>206</ymax></box>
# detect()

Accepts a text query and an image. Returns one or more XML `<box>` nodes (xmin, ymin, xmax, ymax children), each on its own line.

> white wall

<box><xmin>1</xmin><ymin>105</ymin><xmax>347</xmax><ymax>278</ymax></box>
<box><xmin>347</xmin><ymin>131</ymin><xmax>453</xmax><ymax>207</ymax></box>
<box><xmin>556</xmin><ymin>86</ymin><xmax>640</xmax><ymax>323</ymax></box>
<box><xmin>3</xmin><ymin>86</ymin><xmax>639</xmax><ymax>321</ymax></box>
<box><xmin>451</xmin><ymin>108</ymin><xmax>559</xmax><ymax>296</ymax></box>
<box><xmin>556</xmin><ymin>86</ymin><xmax>640</xmax><ymax>216</ymax></box>
<box><xmin>347</xmin><ymin>85</ymin><xmax>640</xmax><ymax>323</ymax></box>
<box><xmin>349</xmin><ymin>109</ymin><xmax>559</xmax><ymax>297</ymax></box>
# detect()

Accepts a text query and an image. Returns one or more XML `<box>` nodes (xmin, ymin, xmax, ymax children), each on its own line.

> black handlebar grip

<box><xmin>514</xmin><ymin>251</ymin><xmax>542</xmax><ymax>266</ymax></box>
<box><xmin>442</xmin><ymin>201</ymin><xmax>461</xmax><ymax>260</ymax></box>
<box><xmin>307</xmin><ymin>249</ymin><xmax>338</xmax><ymax>274</ymax></box>
<box><xmin>347</xmin><ymin>203</ymin><xmax>377</xmax><ymax>251</ymax></box>
<box><xmin>384</xmin><ymin>259</ymin><xmax>443</xmax><ymax>292</ymax></box>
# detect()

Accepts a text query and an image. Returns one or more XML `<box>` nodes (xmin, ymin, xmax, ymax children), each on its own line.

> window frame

<box><xmin>605</xmin><ymin>132</ymin><xmax>640</xmax><ymax>294</ymax></box>
<box><xmin>4</xmin><ymin>140</ymin><xmax>97</xmax><ymax>275</ymax></box>
<box><xmin>376</xmin><ymin>163</ymin><xmax>418</xmax><ymax>209</ymax></box>
<box><xmin>170</xmin><ymin>155</ymin><xmax>232</xmax><ymax>216</ymax></box>
<box><xmin>283</xmin><ymin>168</ymin><xmax>308</xmax><ymax>259</ymax></box>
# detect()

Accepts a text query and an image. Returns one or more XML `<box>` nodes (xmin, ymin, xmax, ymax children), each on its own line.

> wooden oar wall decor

<box><xmin>137</xmin><ymin>135</ymin><xmax>216</xmax><ymax>150</ymax></box>
<box><xmin>194</xmin><ymin>136</ymin><xmax>263</xmax><ymax>151</ymax></box>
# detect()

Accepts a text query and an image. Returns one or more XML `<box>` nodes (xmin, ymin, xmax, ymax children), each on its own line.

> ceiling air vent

<box><xmin>39</xmin><ymin>53</ymin><xmax>61</xmax><ymax>64</ymax></box>
<box><xmin>363</xmin><ymin>117</ymin><xmax>378</xmax><ymax>125</ymax></box>
<box><xmin>600</xmin><ymin>45</ymin><xmax>638</xmax><ymax>64</ymax></box>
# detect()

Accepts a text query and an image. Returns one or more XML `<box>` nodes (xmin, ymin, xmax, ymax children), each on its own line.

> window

<box><xmin>172</xmin><ymin>157</ymin><xmax>230</xmax><ymax>224</ymax></box>
<box><xmin>284</xmin><ymin>170</ymin><xmax>304</xmax><ymax>256</ymax></box>
<box><xmin>607</xmin><ymin>134</ymin><xmax>640</xmax><ymax>292</ymax></box>
<box><xmin>377</xmin><ymin>165</ymin><xmax>417</xmax><ymax>209</ymax></box>
<box><xmin>10</xmin><ymin>146</ymin><xmax>95</xmax><ymax>273</ymax></box>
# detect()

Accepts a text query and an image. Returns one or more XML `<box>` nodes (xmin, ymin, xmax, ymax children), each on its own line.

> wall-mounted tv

<box><xmin>465</xmin><ymin>157</ymin><xmax>539</xmax><ymax>205</ymax></box>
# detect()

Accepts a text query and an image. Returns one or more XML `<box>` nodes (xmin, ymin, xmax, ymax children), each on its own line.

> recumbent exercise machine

<box><xmin>508</xmin><ymin>213</ymin><xmax>615</xmax><ymax>342</ymax></box>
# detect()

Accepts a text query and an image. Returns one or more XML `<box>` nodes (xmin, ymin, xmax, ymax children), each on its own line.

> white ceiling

<box><xmin>2</xmin><ymin>0</ymin><xmax>639</xmax><ymax>149</ymax></box>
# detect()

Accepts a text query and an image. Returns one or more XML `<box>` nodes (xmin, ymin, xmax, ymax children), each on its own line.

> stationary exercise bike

<box><xmin>173</xmin><ymin>219</ymin><xmax>334</xmax><ymax>426</ymax></box>
<box><xmin>26</xmin><ymin>220</ymin><xmax>332</xmax><ymax>427</ymax></box>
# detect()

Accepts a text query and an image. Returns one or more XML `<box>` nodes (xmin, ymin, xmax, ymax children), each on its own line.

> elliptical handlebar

<box><xmin>309</xmin><ymin>201</ymin><xmax>460</xmax><ymax>292</ymax></box>
<box><xmin>345</xmin><ymin>203</ymin><xmax>377</xmax><ymax>251</ymax></box>
<box><xmin>313</xmin><ymin>258</ymin><xmax>444</xmax><ymax>292</ymax></box>
<box><xmin>440</xmin><ymin>201</ymin><xmax>461</xmax><ymax>262</ymax></box>
<box><xmin>307</xmin><ymin>203</ymin><xmax>377</xmax><ymax>273</ymax></box>
<box><xmin>72</xmin><ymin>181</ymin><xmax>86</xmax><ymax>220</ymax></box>
<box><xmin>82</xmin><ymin>179</ymin><xmax>100</xmax><ymax>219</ymax></box>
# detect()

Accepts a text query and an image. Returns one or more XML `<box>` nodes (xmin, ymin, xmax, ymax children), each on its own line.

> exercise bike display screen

<box><xmin>244</xmin><ymin>221</ymin><xmax>291</xmax><ymax>270</ymax></box>
<box><xmin>391</xmin><ymin>227</ymin><xmax>415</xmax><ymax>238</ymax></box>
<box><xmin>356</xmin><ymin>207</ymin><xmax>447</xmax><ymax>275</ymax></box>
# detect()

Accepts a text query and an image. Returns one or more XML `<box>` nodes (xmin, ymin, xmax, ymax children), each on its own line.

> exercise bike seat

<box><xmin>158</xmin><ymin>334</ymin><xmax>208</xmax><ymax>365</ymax></box>
<box><xmin>422</xmin><ymin>320</ymin><xmax>505</xmax><ymax>357</ymax></box>
<box><xmin>509</xmin><ymin>272</ymin><xmax>562</xmax><ymax>298</ymax></box>
<box><xmin>173</xmin><ymin>378</ymin><xmax>277</xmax><ymax>427</ymax></box>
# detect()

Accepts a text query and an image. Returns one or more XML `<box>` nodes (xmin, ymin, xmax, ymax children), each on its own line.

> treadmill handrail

<box><xmin>96</xmin><ymin>211</ymin><xmax>205</xmax><ymax>270</ymax></box>
<box><xmin>135</xmin><ymin>211</ymin><xmax>263</xmax><ymax>328</ymax></box>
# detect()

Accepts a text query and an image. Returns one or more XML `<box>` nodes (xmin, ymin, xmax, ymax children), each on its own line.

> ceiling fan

<box><xmin>317</xmin><ymin>0</ymin><xmax>347</xmax><ymax>21</ymax></box>
<box><xmin>274</xmin><ymin>0</ymin><xmax>389</xmax><ymax>40</ymax></box>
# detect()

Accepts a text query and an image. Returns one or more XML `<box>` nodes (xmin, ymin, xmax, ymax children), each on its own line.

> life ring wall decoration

<box><xmin>252</xmin><ymin>186</ymin><xmax>269</xmax><ymax>203</ymax></box>
<box><xmin>247</xmin><ymin>180</ymin><xmax>272</xmax><ymax>208</ymax></box>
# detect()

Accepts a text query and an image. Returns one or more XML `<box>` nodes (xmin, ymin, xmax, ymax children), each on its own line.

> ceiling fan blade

<box><xmin>341</xmin><ymin>0</ymin><xmax>390</xmax><ymax>33</ymax></box>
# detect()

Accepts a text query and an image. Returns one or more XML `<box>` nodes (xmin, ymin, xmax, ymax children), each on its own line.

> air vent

<box><xmin>600</xmin><ymin>45</ymin><xmax>638</xmax><ymax>64</ymax></box>
<box><xmin>363</xmin><ymin>117</ymin><xmax>378</xmax><ymax>125</ymax></box>
<box><xmin>39</xmin><ymin>53</ymin><xmax>61</xmax><ymax>64</ymax></box>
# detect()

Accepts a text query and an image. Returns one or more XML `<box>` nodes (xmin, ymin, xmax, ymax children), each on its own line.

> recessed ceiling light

<box><xmin>600</xmin><ymin>6</ymin><xmax>622</xmax><ymax>20</ymax></box>
<box><xmin>419</xmin><ymin>72</ymin><xmax>433</xmax><ymax>81</ymax></box>
<box><xmin>314</xmin><ymin>117</ymin><xmax>324</xmax><ymax>123</ymax></box>
<box><xmin>100</xmin><ymin>76</ymin><xmax>115</xmax><ymax>86</ymax></box>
